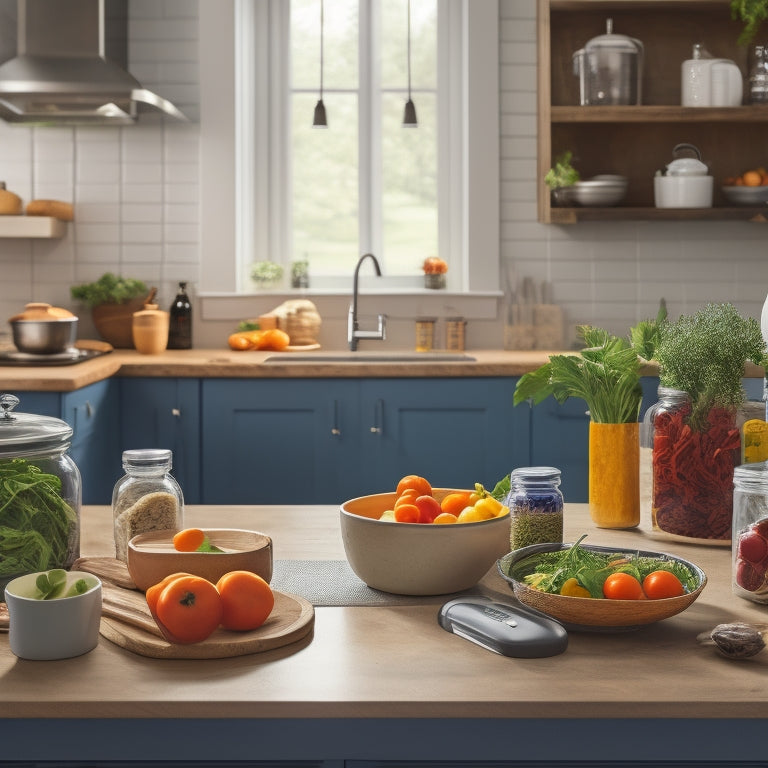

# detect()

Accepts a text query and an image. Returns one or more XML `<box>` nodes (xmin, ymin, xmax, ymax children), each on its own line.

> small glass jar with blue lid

<box><xmin>504</xmin><ymin>466</ymin><xmax>564</xmax><ymax>550</ymax></box>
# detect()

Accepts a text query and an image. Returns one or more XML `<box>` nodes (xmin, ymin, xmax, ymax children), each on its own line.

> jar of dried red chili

<box><xmin>733</xmin><ymin>463</ymin><xmax>768</xmax><ymax>602</ymax></box>
<box><xmin>651</xmin><ymin>387</ymin><xmax>740</xmax><ymax>542</ymax></box>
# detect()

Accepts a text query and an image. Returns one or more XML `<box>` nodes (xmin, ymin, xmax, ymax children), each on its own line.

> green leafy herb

<box><xmin>654</xmin><ymin>303</ymin><xmax>766</xmax><ymax>430</ymax></box>
<box><xmin>237</xmin><ymin>320</ymin><xmax>260</xmax><ymax>332</ymax></box>
<box><xmin>513</xmin><ymin>325</ymin><xmax>646</xmax><ymax>423</ymax></box>
<box><xmin>731</xmin><ymin>0</ymin><xmax>768</xmax><ymax>45</ymax></box>
<box><xmin>0</xmin><ymin>458</ymin><xmax>77</xmax><ymax>577</ymax></box>
<box><xmin>544</xmin><ymin>151</ymin><xmax>580</xmax><ymax>189</ymax></box>
<box><xmin>70</xmin><ymin>272</ymin><xmax>148</xmax><ymax>308</ymax></box>
<box><xmin>34</xmin><ymin>568</ymin><xmax>67</xmax><ymax>599</ymax></box>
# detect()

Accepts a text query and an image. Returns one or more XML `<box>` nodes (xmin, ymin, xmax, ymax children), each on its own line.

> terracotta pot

<box><xmin>91</xmin><ymin>298</ymin><xmax>146</xmax><ymax>348</ymax></box>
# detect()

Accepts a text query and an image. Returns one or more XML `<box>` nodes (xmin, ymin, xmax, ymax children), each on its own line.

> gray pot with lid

<box><xmin>573</xmin><ymin>18</ymin><xmax>644</xmax><ymax>105</ymax></box>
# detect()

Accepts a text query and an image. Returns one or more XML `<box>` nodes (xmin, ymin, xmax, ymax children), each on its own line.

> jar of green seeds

<box><xmin>504</xmin><ymin>466</ymin><xmax>564</xmax><ymax>550</ymax></box>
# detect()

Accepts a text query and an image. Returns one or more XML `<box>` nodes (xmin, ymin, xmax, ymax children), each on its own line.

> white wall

<box><xmin>0</xmin><ymin>0</ymin><xmax>764</xmax><ymax>352</ymax></box>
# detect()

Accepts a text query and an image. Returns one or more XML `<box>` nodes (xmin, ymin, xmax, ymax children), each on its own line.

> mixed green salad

<box><xmin>506</xmin><ymin>535</ymin><xmax>699</xmax><ymax>599</ymax></box>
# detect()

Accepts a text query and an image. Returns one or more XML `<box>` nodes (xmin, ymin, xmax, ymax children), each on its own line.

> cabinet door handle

<box><xmin>370</xmin><ymin>398</ymin><xmax>383</xmax><ymax>433</ymax></box>
<box><xmin>331</xmin><ymin>400</ymin><xmax>341</xmax><ymax>436</ymax></box>
<box><xmin>172</xmin><ymin>408</ymin><xmax>181</xmax><ymax>418</ymax></box>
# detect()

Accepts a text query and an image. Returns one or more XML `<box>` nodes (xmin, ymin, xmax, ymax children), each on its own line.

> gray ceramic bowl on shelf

<box><xmin>570</xmin><ymin>175</ymin><xmax>628</xmax><ymax>207</ymax></box>
<box><xmin>722</xmin><ymin>185</ymin><xmax>768</xmax><ymax>205</ymax></box>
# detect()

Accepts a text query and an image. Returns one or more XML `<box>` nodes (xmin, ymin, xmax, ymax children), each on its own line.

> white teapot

<box><xmin>682</xmin><ymin>44</ymin><xmax>743</xmax><ymax>107</ymax></box>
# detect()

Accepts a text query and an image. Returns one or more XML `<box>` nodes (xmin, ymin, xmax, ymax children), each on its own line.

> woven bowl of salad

<box><xmin>497</xmin><ymin>537</ymin><xmax>706</xmax><ymax>630</ymax></box>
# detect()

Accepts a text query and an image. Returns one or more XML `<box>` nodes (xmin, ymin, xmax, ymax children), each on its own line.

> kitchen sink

<box><xmin>263</xmin><ymin>351</ymin><xmax>476</xmax><ymax>363</ymax></box>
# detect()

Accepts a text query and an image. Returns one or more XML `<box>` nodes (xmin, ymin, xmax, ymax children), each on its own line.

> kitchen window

<box><xmin>199</xmin><ymin>0</ymin><xmax>498</xmax><ymax>296</ymax></box>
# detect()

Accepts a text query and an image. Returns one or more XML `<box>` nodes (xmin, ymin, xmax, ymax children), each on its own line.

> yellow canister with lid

<box><xmin>132</xmin><ymin>291</ymin><xmax>169</xmax><ymax>355</ymax></box>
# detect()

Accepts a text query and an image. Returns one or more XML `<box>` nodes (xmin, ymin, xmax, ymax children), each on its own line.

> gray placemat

<box><xmin>271</xmin><ymin>559</ymin><xmax>486</xmax><ymax>607</ymax></box>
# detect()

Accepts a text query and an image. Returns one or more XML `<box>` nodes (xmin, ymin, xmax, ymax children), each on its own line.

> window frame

<box><xmin>198</xmin><ymin>0</ymin><xmax>498</xmax><ymax>299</ymax></box>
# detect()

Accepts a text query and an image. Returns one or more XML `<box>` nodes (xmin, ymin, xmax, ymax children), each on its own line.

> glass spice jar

<box><xmin>112</xmin><ymin>449</ymin><xmax>184</xmax><ymax>561</ymax></box>
<box><xmin>504</xmin><ymin>466</ymin><xmax>564</xmax><ymax>550</ymax></box>
<box><xmin>651</xmin><ymin>387</ymin><xmax>739</xmax><ymax>541</ymax></box>
<box><xmin>0</xmin><ymin>393</ymin><xmax>81</xmax><ymax>590</ymax></box>
<box><xmin>732</xmin><ymin>462</ymin><xmax>768</xmax><ymax>603</ymax></box>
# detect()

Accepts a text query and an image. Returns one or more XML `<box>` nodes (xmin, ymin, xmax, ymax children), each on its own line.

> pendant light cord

<box><xmin>407</xmin><ymin>0</ymin><xmax>412</xmax><ymax>101</ymax></box>
<box><xmin>319</xmin><ymin>0</ymin><xmax>325</xmax><ymax>100</ymax></box>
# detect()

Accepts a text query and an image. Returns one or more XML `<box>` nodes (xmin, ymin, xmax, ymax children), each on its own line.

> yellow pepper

<box><xmin>559</xmin><ymin>577</ymin><xmax>591</xmax><ymax>598</ymax></box>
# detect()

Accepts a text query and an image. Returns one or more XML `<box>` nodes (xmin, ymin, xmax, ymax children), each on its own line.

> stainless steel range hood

<box><xmin>0</xmin><ymin>0</ymin><xmax>187</xmax><ymax>125</ymax></box>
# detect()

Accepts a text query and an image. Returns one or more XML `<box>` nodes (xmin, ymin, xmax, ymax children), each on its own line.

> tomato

<box><xmin>155</xmin><ymin>575</ymin><xmax>223</xmax><ymax>644</ymax></box>
<box><xmin>738</xmin><ymin>530</ymin><xmax>768</xmax><ymax>565</ymax></box>
<box><xmin>413</xmin><ymin>494</ymin><xmax>441</xmax><ymax>523</ymax></box>
<box><xmin>440</xmin><ymin>491</ymin><xmax>473</xmax><ymax>516</ymax></box>
<box><xmin>642</xmin><ymin>570</ymin><xmax>685</xmax><ymax>599</ymax></box>
<box><xmin>472</xmin><ymin>497</ymin><xmax>501</xmax><ymax>520</ymax></box>
<box><xmin>394</xmin><ymin>503</ymin><xmax>420</xmax><ymax>523</ymax></box>
<box><xmin>216</xmin><ymin>570</ymin><xmax>275</xmax><ymax>631</ymax></box>
<box><xmin>602</xmin><ymin>572</ymin><xmax>645</xmax><ymax>600</ymax></box>
<box><xmin>395</xmin><ymin>474</ymin><xmax>432</xmax><ymax>498</ymax></box>
<box><xmin>394</xmin><ymin>489</ymin><xmax>420</xmax><ymax>508</ymax></box>
<box><xmin>456</xmin><ymin>506</ymin><xmax>486</xmax><ymax>523</ymax></box>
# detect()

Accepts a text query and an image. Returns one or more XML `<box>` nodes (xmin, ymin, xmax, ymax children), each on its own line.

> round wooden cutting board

<box><xmin>98</xmin><ymin>583</ymin><xmax>314</xmax><ymax>660</ymax></box>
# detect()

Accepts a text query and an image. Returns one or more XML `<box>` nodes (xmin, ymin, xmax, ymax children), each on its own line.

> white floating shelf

<box><xmin>0</xmin><ymin>216</ymin><xmax>67</xmax><ymax>239</ymax></box>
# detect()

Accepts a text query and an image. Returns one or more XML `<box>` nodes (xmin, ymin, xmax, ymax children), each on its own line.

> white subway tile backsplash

<box><xmin>74</xmin><ymin>244</ymin><xmax>122</xmax><ymax>263</ymax></box>
<box><xmin>122</xmin><ymin>184</ymin><xmax>164</xmax><ymax>204</ymax></box>
<box><xmin>121</xmin><ymin>224</ymin><xmax>163</xmax><ymax>243</ymax></box>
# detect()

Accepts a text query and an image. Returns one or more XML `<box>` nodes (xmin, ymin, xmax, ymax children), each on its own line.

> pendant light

<box><xmin>313</xmin><ymin>0</ymin><xmax>328</xmax><ymax>128</ymax></box>
<box><xmin>403</xmin><ymin>0</ymin><xmax>418</xmax><ymax>127</ymax></box>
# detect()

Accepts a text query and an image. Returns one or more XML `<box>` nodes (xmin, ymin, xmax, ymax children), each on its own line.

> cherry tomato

<box><xmin>395</xmin><ymin>475</ymin><xmax>432</xmax><ymax>498</ymax></box>
<box><xmin>738</xmin><ymin>530</ymin><xmax>768</xmax><ymax>565</ymax></box>
<box><xmin>394</xmin><ymin>503</ymin><xmax>420</xmax><ymax>523</ymax></box>
<box><xmin>642</xmin><ymin>570</ymin><xmax>685</xmax><ymax>599</ymax></box>
<box><xmin>413</xmin><ymin>494</ymin><xmax>441</xmax><ymax>523</ymax></box>
<box><xmin>602</xmin><ymin>572</ymin><xmax>645</xmax><ymax>600</ymax></box>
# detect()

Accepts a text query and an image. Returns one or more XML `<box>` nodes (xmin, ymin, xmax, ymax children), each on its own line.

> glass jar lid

<box><xmin>122</xmin><ymin>448</ymin><xmax>173</xmax><ymax>469</ymax></box>
<box><xmin>0</xmin><ymin>393</ymin><xmax>73</xmax><ymax>455</ymax></box>
<box><xmin>510</xmin><ymin>466</ymin><xmax>561</xmax><ymax>483</ymax></box>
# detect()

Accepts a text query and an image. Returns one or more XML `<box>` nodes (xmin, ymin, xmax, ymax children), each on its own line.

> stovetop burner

<box><xmin>0</xmin><ymin>346</ymin><xmax>112</xmax><ymax>366</ymax></box>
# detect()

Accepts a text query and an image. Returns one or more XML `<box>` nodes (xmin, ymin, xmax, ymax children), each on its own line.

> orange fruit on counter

<box><xmin>743</xmin><ymin>170</ymin><xmax>762</xmax><ymax>187</ymax></box>
<box><xmin>255</xmin><ymin>328</ymin><xmax>291</xmax><ymax>351</ymax></box>
<box><xmin>228</xmin><ymin>332</ymin><xmax>254</xmax><ymax>350</ymax></box>
<box><xmin>216</xmin><ymin>570</ymin><xmax>275</xmax><ymax>631</ymax></box>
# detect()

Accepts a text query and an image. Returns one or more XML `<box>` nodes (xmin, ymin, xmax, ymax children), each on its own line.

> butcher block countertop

<box><xmin>0</xmin><ymin>503</ymin><xmax>767</xmax><ymax>764</ymax></box>
<box><xmin>0</xmin><ymin>347</ymin><xmax>681</xmax><ymax>392</ymax></box>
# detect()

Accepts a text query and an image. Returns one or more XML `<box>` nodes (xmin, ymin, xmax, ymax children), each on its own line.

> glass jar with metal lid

<box><xmin>504</xmin><ymin>466</ymin><xmax>564</xmax><ymax>550</ymax></box>
<box><xmin>0</xmin><ymin>393</ymin><xmax>81</xmax><ymax>590</ymax></box>
<box><xmin>112</xmin><ymin>449</ymin><xmax>184</xmax><ymax>562</ymax></box>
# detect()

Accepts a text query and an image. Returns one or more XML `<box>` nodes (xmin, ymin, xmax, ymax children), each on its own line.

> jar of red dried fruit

<box><xmin>651</xmin><ymin>387</ymin><xmax>740</xmax><ymax>542</ymax></box>
<box><xmin>733</xmin><ymin>462</ymin><xmax>768</xmax><ymax>603</ymax></box>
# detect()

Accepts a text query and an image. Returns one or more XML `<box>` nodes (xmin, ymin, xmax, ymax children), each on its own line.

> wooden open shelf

<box><xmin>538</xmin><ymin>0</ymin><xmax>768</xmax><ymax>223</ymax></box>
<box><xmin>0</xmin><ymin>216</ymin><xmax>67</xmax><ymax>238</ymax></box>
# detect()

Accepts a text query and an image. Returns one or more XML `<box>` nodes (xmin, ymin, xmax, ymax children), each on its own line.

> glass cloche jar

<box><xmin>0</xmin><ymin>393</ymin><xmax>81</xmax><ymax>590</ymax></box>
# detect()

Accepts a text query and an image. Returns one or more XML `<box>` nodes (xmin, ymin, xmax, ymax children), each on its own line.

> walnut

<box><xmin>698</xmin><ymin>622</ymin><xmax>768</xmax><ymax>659</ymax></box>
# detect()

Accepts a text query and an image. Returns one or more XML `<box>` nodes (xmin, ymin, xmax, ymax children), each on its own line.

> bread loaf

<box><xmin>26</xmin><ymin>199</ymin><xmax>74</xmax><ymax>221</ymax></box>
<box><xmin>267</xmin><ymin>299</ymin><xmax>321</xmax><ymax>346</ymax></box>
<box><xmin>0</xmin><ymin>188</ymin><xmax>22</xmax><ymax>215</ymax></box>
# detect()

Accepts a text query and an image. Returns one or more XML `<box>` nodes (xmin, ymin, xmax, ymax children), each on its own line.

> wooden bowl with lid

<box><xmin>127</xmin><ymin>528</ymin><xmax>273</xmax><ymax>592</ymax></box>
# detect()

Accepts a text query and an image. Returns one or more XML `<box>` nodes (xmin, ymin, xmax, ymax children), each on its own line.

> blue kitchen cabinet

<box><xmin>528</xmin><ymin>376</ymin><xmax>659</xmax><ymax>503</ymax></box>
<box><xmin>118</xmin><ymin>378</ymin><xmax>202</xmax><ymax>503</ymax></box>
<box><xmin>9</xmin><ymin>380</ymin><xmax>120</xmax><ymax>504</ymax></box>
<box><xmin>358</xmin><ymin>377</ymin><xmax>526</xmax><ymax>497</ymax></box>
<box><xmin>200</xmin><ymin>377</ymin><xmax>524</xmax><ymax>504</ymax></box>
<box><xmin>201</xmin><ymin>378</ymin><xmax>359</xmax><ymax>504</ymax></box>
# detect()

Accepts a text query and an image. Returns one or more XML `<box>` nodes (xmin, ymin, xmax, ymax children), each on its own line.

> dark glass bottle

<box><xmin>167</xmin><ymin>281</ymin><xmax>192</xmax><ymax>349</ymax></box>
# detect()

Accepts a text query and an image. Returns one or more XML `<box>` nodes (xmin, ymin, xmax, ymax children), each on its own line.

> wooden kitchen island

<box><xmin>0</xmin><ymin>504</ymin><xmax>767</xmax><ymax>766</ymax></box>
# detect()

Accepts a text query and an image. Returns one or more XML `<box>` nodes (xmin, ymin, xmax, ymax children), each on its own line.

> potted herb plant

<box><xmin>731</xmin><ymin>0</ymin><xmax>768</xmax><ymax>45</ymax></box>
<box><xmin>544</xmin><ymin>151</ymin><xmax>580</xmax><ymax>206</ymax></box>
<box><xmin>70</xmin><ymin>273</ymin><xmax>149</xmax><ymax>348</ymax></box>
<box><xmin>651</xmin><ymin>303</ymin><xmax>765</xmax><ymax>541</ymax></box>
<box><xmin>514</xmin><ymin>318</ymin><xmax>662</xmax><ymax>529</ymax></box>
<box><xmin>251</xmin><ymin>261</ymin><xmax>284</xmax><ymax>290</ymax></box>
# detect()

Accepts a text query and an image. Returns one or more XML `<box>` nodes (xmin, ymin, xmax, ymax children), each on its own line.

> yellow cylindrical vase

<box><xmin>589</xmin><ymin>421</ymin><xmax>640</xmax><ymax>529</ymax></box>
